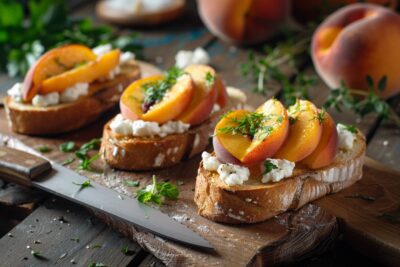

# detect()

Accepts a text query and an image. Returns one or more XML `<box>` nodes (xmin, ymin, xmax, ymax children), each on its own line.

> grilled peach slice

<box><xmin>215</xmin><ymin>99</ymin><xmax>289</xmax><ymax>164</ymax></box>
<box><xmin>301</xmin><ymin>110</ymin><xmax>338</xmax><ymax>169</ymax></box>
<box><xmin>177</xmin><ymin>64</ymin><xmax>219</xmax><ymax>125</ymax></box>
<box><xmin>275</xmin><ymin>100</ymin><xmax>323</xmax><ymax>162</ymax></box>
<box><xmin>120</xmin><ymin>74</ymin><xmax>195</xmax><ymax>123</ymax></box>
<box><xmin>22</xmin><ymin>44</ymin><xmax>97</xmax><ymax>101</ymax></box>
<box><xmin>39</xmin><ymin>49</ymin><xmax>120</xmax><ymax>94</ymax></box>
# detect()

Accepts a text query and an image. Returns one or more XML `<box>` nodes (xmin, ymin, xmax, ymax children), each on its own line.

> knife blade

<box><xmin>0</xmin><ymin>146</ymin><xmax>212</xmax><ymax>250</ymax></box>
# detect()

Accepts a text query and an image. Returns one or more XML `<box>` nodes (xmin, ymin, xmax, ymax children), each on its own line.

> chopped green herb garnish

<box><xmin>125</xmin><ymin>180</ymin><xmax>140</xmax><ymax>187</ymax></box>
<box><xmin>70</xmin><ymin>237</ymin><xmax>80</xmax><ymax>242</ymax></box>
<box><xmin>60</xmin><ymin>141</ymin><xmax>75</xmax><ymax>152</ymax></box>
<box><xmin>36</xmin><ymin>145</ymin><xmax>51</xmax><ymax>153</ymax></box>
<box><xmin>73</xmin><ymin>180</ymin><xmax>93</xmax><ymax>191</ymax></box>
<box><xmin>205</xmin><ymin>71</ymin><xmax>215</xmax><ymax>88</ymax></box>
<box><xmin>141</xmin><ymin>66</ymin><xmax>184</xmax><ymax>112</ymax></box>
<box><xmin>75</xmin><ymin>138</ymin><xmax>101</xmax><ymax>171</ymax></box>
<box><xmin>263</xmin><ymin>160</ymin><xmax>278</xmax><ymax>174</ymax></box>
<box><xmin>136</xmin><ymin>175</ymin><xmax>179</xmax><ymax>205</ymax></box>
<box><xmin>77</xmin><ymin>153</ymin><xmax>100</xmax><ymax>171</ymax></box>
<box><xmin>315</xmin><ymin>109</ymin><xmax>326</xmax><ymax>124</ymax></box>
<box><xmin>121</xmin><ymin>245</ymin><xmax>132</xmax><ymax>255</ymax></box>
<box><xmin>89</xmin><ymin>263</ymin><xmax>107</xmax><ymax>267</ymax></box>
<box><xmin>31</xmin><ymin>250</ymin><xmax>46</xmax><ymax>260</ymax></box>
<box><xmin>62</xmin><ymin>158</ymin><xmax>75</xmax><ymax>166</ymax></box>
<box><xmin>339</xmin><ymin>123</ymin><xmax>357</xmax><ymax>134</ymax></box>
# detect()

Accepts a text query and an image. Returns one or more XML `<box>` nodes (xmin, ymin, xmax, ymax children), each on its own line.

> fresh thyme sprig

<box><xmin>141</xmin><ymin>66</ymin><xmax>185</xmax><ymax>112</ymax></box>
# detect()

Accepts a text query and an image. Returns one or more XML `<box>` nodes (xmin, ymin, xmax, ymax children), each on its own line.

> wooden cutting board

<box><xmin>0</xmin><ymin>64</ymin><xmax>399</xmax><ymax>266</ymax></box>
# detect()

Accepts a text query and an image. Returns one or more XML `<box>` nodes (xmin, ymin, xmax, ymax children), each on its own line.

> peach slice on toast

<box><xmin>301</xmin><ymin>110</ymin><xmax>338</xmax><ymax>169</ymax></box>
<box><xmin>120</xmin><ymin>73</ymin><xmax>195</xmax><ymax>124</ymax></box>
<box><xmin>275</xmin><ymin>99</ymin><xmax>323</xmax><ymax>162</ymax></box>
<box><xmin>177</xmin><ymin>64</ymin><xmax>220</xmax><ymax>125</ymax></box>
<box><xmin>39</xmin><ymin>49</ymin><xmax>121</xmax><ymax>95</ymax></box>
<box><xmin>215</xmin><ymin>99</ymin><xmax>289</xmax><ymax>164</ymax></box>
<box><xmin>22</xmin><ymin>44</ymin><xmax>97</xmax><ymax>101</ymax></box>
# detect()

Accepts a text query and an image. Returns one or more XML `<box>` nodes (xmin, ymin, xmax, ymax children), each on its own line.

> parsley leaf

<box><xmin>75</xmin><ymin>138</ymin><xmax>101</xmax><ymax>171</ymax></box>
<box><xmin>263</xmin><ymin>160</ymin><xmax>278</xmax><ymax>174</ymax></box>
<box><xmin>73</xmin><ymin>180</ymin><xmax>93</xmax><ymax>191</ymax></box>
<box><xmin>31</xmin><ymin>250</ymin><xmax>47</xmax><ymax>260</ymax></box>
<box><xmin>62</xmin><ymin>158</ymin><xmax>75</xmax><ymax>166</ymax></box>
<box><xmin>125</xmin><ymin>180</ymin><xmax>140</xmax><ymax>187</ymax></box>
<box><xmin>59</xmin><ymin>141</ymin><xmax>75</xmax><ymax>152</ymax></box>
<box><xmin>36</xmin><ymin>145</ymin><xmax>51</xmax><ymax>153</ymax></box>
<box><xmin>205</xmin><ymin>71</ymin><xmax>215</xmax><ymax>88</ymax></box>
<box><xmin>136</xmin><ymin>175</ymin><xmax>179</xmax><ymax>205</ymax></box>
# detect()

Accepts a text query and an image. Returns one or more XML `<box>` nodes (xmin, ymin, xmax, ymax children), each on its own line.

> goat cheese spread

<box><xmin>202</xmin><ymin>152</ymin><xmax>250</xmax><ymax>186</ymax></box>
<box><xmin>7</xmin><ymin>83</ymin><xmax>23</xmax><ymax>102</ymax></box>
<box><xmin>175</xmin><ymin>47</ymin><xmax>210</xmax><ymax>68</ymax></box>
<box><xmin>261</xmin><ymin>159</ymin><xmax>295</xmax><ymax>183</ymax></box>
<box><xmin>29</xmin><ymin>83</ymin><xmax>89</xmax><ymax>107</ymax></box>
<box><xmin>92</xmin><ymin>44</ymin><xmax>135</xmax><ymax>64</ymax></box>
<box><xmin>337</xmin><ymin>123</ymin><xmax>356</xmax><ymax>150</ymax></box>
<box><xmin>110</xmin><ymin>114</ymin><xmax>190</xmax><ymax>137</ymax></box>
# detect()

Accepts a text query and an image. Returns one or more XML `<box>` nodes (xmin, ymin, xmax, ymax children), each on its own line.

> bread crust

<box><xmin>194</xmin><ymin>132</ymin><xmax>366</xmax><ymax>224</ymax></box>
<box><xmin>4</xmin><ymin>61</ymin><xmax>140</xmax><ymax>135</ymax></box>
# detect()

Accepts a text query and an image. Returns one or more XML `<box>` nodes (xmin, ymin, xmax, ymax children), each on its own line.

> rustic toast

<box><xmin>4</xmin><ymin>60</ymin><xmax>140</xmax><ymax>135</ymax></box>
<box><xmin>194</xmin><ymin>131</ymin><xmax>366</xmax><ymax>224</ymax></box>
<box><xmin>101</xmin><ymin>87</ymin><xmax>247</xmax><ymax>171</ymax></box>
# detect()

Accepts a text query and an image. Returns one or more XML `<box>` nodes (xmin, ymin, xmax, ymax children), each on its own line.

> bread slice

<box><xmin>100</xmin><ymin>87</ymin><xmax>247</xmax><ymax>171</ymax></box>
<box><xmin>194</xmin><ymin>131</ymin><xmax>366</xmax><ymax>224</ymax></box>
<box><xmin>4</xmin><ymin>60</ymin><xmax>140</xmax><ymax>135</ymax></box>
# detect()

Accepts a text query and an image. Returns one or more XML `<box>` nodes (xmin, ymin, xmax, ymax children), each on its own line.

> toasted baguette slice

<box><xmin>4</xmin><ymin>60</ymin><xmax>140</xmax><ymax>135</ymax></box>
<box><xmin>194</xmin><ymin>131</ymin><xmax>366</xmax><ymax>224</ymax></box>
<box><xmin>101</xmin><ymin>87</ymin><xmax>247</xmax><ymax>171</ymax></box>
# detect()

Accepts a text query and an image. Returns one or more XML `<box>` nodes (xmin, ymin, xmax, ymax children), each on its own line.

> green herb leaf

<box><xmin>73</xmin><ymin>180</ymin><xmax>93</xmax><ymax>191</ymax></box>
<box><xmin>136</xmin><ymin>175</ymin><xmax>179</xmax><ymax>205</ymax></box>
<box><xmin>70</xmin><ymin>237</ymin><xmax>80</xmax><ymax>242</ymax></box>
<box><xmin>121</xmin><ymin>245</ymin><xmax>133</xmax><ymax>255</ymax></box>
<box><xmin>62</xmin><ymin>158</ymin><xmax>75</xmax><ymax>166</ymax></box>
<box><xmin>77</xmin><ymin>153</ymin><xmax>100</xmax><ymax>171</ymax></box>
<box><xmin>125</xmin><ymin>180</ymin><xmax>140</xmax><ymax>187</ymax></box>
<box><xmin>339</xmin><ymin>123</ymin><xmax>357</xmax><ymax>134</ymax></box>
<box><xmin>89</xmin><ymin>263</ymin><xmax>107</xmax><ymax>267</ymax></box>
<box><xmin>205</xmin><ymin>71</ymin><xmax>215</xmax><ymax>88</ymax></box>
<box><xmin>366</xmin><ymin>75</ymin><xmax>374</xmax><ymax>90</ymax></box>
<box><xmin>378</xmin><ymin>75</ymin><xmax>387</xmax><ymax>92</ymax></box>
<box><xmin>31</xmin><ymin>250</ymin><xmax>47</xmax><ymax>260</ymax></box>
<box><xmin>263</xmin><ymin>160</ymin><xmax>278</xmax><ymax>174</ymax></box>
<box><xmin>60</xmin><ymin>141</ymin><xmax>75</xmax><ymax>152</ymax></box>
<box><xmin>36</xmin><ymin>145</ymin><xmax>51</xmax><ymax>153</ymax></box>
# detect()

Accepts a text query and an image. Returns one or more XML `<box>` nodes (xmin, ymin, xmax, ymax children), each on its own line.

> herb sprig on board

<box><xmin>0</xmin><ymin>0</ymin><xmax>142</xmax><ymax>77</ymax></box>
<box><xmin>141</xmin><ymin>66</ymin><xmax>185</xmax><ymax>112</ymax></box>
<box><xmin>136</xmin><ymin>175</ymin><xmax>179</xmax><ymax>205</ymax></box>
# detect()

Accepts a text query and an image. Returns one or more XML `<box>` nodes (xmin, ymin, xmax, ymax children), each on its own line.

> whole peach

<box><xmin>292</xmin><ymin>0</ymin><xmax>397</xmax><ymax>23</ymax></box>
<box><xmin>312</xmin><ymin>3</ymin><xmax>400</xmax><ymax>98</ymax></box>
<box><xmin>196</xmin><ymin>0</ymin><xmax>289</xmax><ymax>45</ymax></box>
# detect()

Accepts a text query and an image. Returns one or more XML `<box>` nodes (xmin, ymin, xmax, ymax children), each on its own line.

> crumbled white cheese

<box><xmin>175</xmin><ymin>47</ymin><xmax>210</xmax><ymax>68</ymax></box>
<box><xmin>218</xmin><ymin>163</ymin><xmax>250</xmax><ymax>186</ymax></box>
<box><xmin>120</xmin><ymin>51</ymin><xmax>135</xmax><ymax>63</ymax></box>
<box><xmin>7</xmin><ymin>83</ymin><xmax>23</xmax><ymax>102</ymax></box>
<box><xmin>261</xmin><ymin>159</ymin><xmax>295</xmax><ymax>183</ymax></box>
<box><xmin>60</xmin><ymin>83</ymin><xmax>89</xmax><ymax>103</ymax></box>
<box><xmin>106</xmin><ymin>0</ymin><xmax>176</xmax><ymax>13</ymax></box>
<box><xmin>107</xmin><ymin>66</ymin><xmax>121</xmax><ymax>80</ymax></box>
<box><xmin>202</xmin><ymin>151</ymin><xmax>250</xmax><ymax>186</ymax></box>
<box><xmin>109</xmin><ymin>114</ymin><xmax>190</xmax><ymax>137</ymax></box>
<box><xmin>32</xmin><ymin>92</ymin><xmax>60</xmax><ymax>107</ymax></box>
<box><xmin>202</xmin><ymin>152</ymin><xmax>221</xmax><ymax>171</ymax></box>
<box><xmin>92</xmin><ymin>44</ymin><xmax>112</xmax><ymax>57</ymax></box>
<box><xmin>337</xmin><ymin>123</ymin><xmax>356</xmax><ymax>150</ymax></box>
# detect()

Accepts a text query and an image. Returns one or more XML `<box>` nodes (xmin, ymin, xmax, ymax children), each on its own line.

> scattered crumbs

<box><xmin>172</xmin><ymin>214</ymin><xmax>188</xmax><ymax>222</ymax></box>
<box><xmin>197</xmin><ymin>225</ymin><xmax>210</xmax><ymax>233</ymax></box>
<box><xmin>118</xmin><ymin>195</ymin><xmax>124</xmax><ymax>200</ymax></box>
<box><xmin>245</xmin><ymin>198</ymin><xmax>252</xmax><ymax>202</ymax></box>
<box><xmin>383</xmin><ymin>140</ymin><xmax>389</xmax><ymax>146</ymax></box>
<box><xmin>70</xmin><ymin>237</ymin><xmax>80</xmax><ymax>242</ymax></box>
<box><xmin>239</xmin><ymin>211</ymin><xmax>245</xmax><ymax>216</ymax></box>
<box><xmin>70</xmin><ymin>259</ymin><xmax>76</xmax><ymax>264</ymax></box>
<box><xmin>86</xmin><ymin>245</ymin><xmax>90</xmax><ymax>249</ymax></box>
<box><xmin>26</xmin><ymin>245</ymin><xmax>30</xmax><ymax>249</ymax></box>
<box><xmin>177</xmin><ymin>180</ymin><xmax>184</xmax><ymax>186</ymax></box>
<box><xmin>7</xmin><ymin>233</ymin><xmax>13</xmax><ymax>237</ymax></box>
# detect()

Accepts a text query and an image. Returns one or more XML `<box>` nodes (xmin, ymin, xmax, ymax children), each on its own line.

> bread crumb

<box><xmin>239</xmin><ymin>211</ymin><xmax>245</xmax><ymax>215</ymax></box>
<box><xmin>154</xmin><ymin>153</ymin><xmax>165</xmax><ymax>167</ymax></box>
<box><xmin>245</xmin><ymin>198</ymin><xmax>252</xmax><ymax>202</ymax></box>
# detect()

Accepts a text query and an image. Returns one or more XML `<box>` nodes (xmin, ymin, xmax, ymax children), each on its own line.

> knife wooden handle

<box><xmin>0</xmin><ymin>146</ymin><xmax>52</xmax><ymax>187</ymax></box>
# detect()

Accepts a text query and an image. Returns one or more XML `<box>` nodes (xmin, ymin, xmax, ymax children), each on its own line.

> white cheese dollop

<box><xmin>60</xmin><ymin>83</ymin><xmax>89</xmax><ymax>103</ymax></box>
<box><xmin>32</xmin><ymin>92</ymin><xmax>60</xmax><ymax>107</ymax></box>
<box><xmin>109</xmin><ymin>114</ymin><xmax>190</xmax><ymax>137</ymax></box>
<box><xmin>92</xmin><ymin>44</ymin><xmax>112</xmax><ymax>57</ymax></box>
<box><xmin>261</xmin><ymin>159</ymin><xmax>295</xmax><ymax>183</ymax></box>
<box><xmin>337</xmin><ymin>123</ymin><xmax>356</xmax><ymax>150</ymax></box>
<box><xmin>201</xmin><ymin>152</ymin><xmax>249</xmax><ymax>186</ymax></box>
<box><xmin>175</xmin><ymin>47</ymin><xmax>210</xmax><ymax>68</ymax></box>
<box><xmin>7</xmin><ymin>83</ymin><xmax>23</xmax><ymax>102</ymax></box>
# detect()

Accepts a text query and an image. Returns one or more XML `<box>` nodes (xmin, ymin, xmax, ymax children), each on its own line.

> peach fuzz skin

<box><xmin>215</xmin><ymin>99</ymin><xmax>289</xmax><ymax>164</ymax></box>
<box><xmin>22</xmin><ymin>44</ymin><xmax>97</xmax><ymax>102</ymax></box>
<box><xmin>312</xmin><ymin>3</ymin><xmax>400</xmax><ymax>99</ymax></box>
<box><xmin>301</xmin><ymin>111</ymin><xmax>338</xmax><ymax>169</ymax></box>
<box><xmin>120</xmin><ymin>74</ymin><xmax>194</xmax><ymax>124</ymax></box>
<box><xmin>197</xmin><ymin>0</ymin><xmax>289</xmax><ymax>44</ymax></box>
<box><xmin>274</xmin><ymin>100</ymin><xmax>322</xmax><ymax>162</ymax></box>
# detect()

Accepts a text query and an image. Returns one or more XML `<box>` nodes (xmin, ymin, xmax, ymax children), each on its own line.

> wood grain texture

<box><xmin>0</xmin><ymin>197</ymin><xmax>144</xmax><ymax>267</ymax></box>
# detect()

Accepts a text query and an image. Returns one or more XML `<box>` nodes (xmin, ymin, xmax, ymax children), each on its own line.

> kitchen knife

<box><xmin>0</xmin><ymin>146</ymin><xmax>212</xmax><ymax>250</ymax></box>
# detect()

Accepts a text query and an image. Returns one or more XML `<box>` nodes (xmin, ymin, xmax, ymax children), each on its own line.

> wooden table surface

<box><xmin>0</xmin><ymin>1</ymin><xmax>399</xmax><ymax>266</ymax></box>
